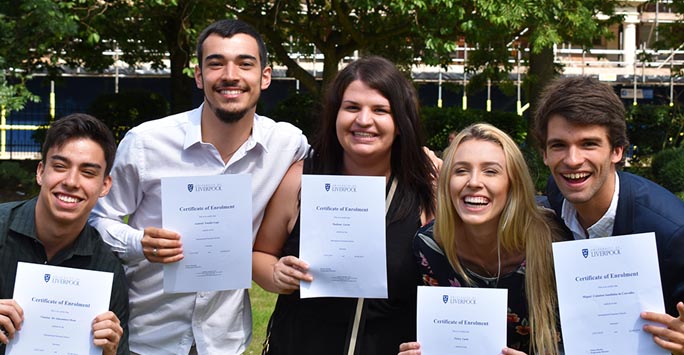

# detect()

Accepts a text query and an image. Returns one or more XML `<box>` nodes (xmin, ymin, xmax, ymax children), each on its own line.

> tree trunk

<box><xmin>162</xmin><ymin>5</ymin><xmax>194</xmax><ymax>114</ymax></box>
<box><xmin>320</xmin><ymin>52</ymin><xmax>341</xmax><ymax>98</ymax></box>
<box><xmin>169</xmin><ymin>47</ymin><xmax>194</xmax><ymax>114</ymax></box>
<box><xmin>526</xmin><ymin>45</ymin><xmax>556</xmax><ymax>135</ymax></box>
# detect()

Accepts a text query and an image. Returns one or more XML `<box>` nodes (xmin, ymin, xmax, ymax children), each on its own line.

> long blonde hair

<box><xmin>434</xmin><ymin>123</ymin><xmax>560</xmax><ymax>355</ymax></box>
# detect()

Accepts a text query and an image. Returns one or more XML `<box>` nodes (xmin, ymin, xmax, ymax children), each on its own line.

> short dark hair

<box><xmin>196</xmin><ymin>19</ymin><xmax>268</xmax><ymax>69</ymax></box>
<box><xmin>42</xmin><ymin>113</ymin><xmax>116</xmax><ymax>176</ymax></box>
<box><xmin>533</xmin><ymin>76</ymin><xmax>629</xmax><ymax>150</ymax></box>
<box><xmin>312</xmin><ymin>55</ymin><xmax>436</xmax><ymax>221</ymax></box>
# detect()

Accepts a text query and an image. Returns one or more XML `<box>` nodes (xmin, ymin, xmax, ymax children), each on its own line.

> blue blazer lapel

<box><xmin>612</xmin><ymin>171</ymin><xmax>634</xmax><ymax>237</ymax></box>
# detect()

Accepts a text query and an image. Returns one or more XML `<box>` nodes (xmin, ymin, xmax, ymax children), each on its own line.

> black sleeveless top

<box><xmin>264</xmin><ymin>158</ymin><xmax>422</xmax><ymax>355</ymax></box>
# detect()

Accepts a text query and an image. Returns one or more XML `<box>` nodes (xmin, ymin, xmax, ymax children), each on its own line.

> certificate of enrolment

<box><xmin>162</xmin><ymin>174</ymin><xmax>252</xmax><ymax>293</ymax></box>
<box><xmin>553</xmin><ymin>232</ymin><xmax>667</xmax><ymax>355</ymax></box>
<box><xmin>417</xmin><ymin>286</ymin><xmax>507</xmax><ymax>355</ymax></box>
<box><xmin>8</xmin><ymin>262</ymin><xmax>113</xmax><ymax>355</ymax></box>
<box><xmin>299</xmin><ymin>175</ymin><xmax>387</xmax><ymax>299</ymax></box>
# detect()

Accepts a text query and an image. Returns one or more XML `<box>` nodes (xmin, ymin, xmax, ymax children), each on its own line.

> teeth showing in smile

<box><xmin>464</xmin><ymin>196</ymin><xmax>489</xmax><ymax>205</ymax></box>
<box><xmin>562</xmin><ymin>172</ymin><xmax>590</xmax><ymax>180</ymax></box>
<box><xmin>220</xmin><ymin>90</ymin><xmax>242</xmax><ymax>95</ymax></box>
<box><xmin>353</xmin><ymin>132</ymin><xmax>374</xmax><ymax>138</ymax></box>
<box><xmin>57</xmin><ymin>194</ymin><xmax>80</xmax><ymax>203</ymax></box>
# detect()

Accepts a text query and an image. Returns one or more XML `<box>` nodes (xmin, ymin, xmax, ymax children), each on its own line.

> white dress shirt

<box><xmin>89</xmin><ymin>105</ymin><xmax>308</xmax><ymax>355</ymax></box>
<box><xmin>562</xmin><ymin>172</ymin><xmax>620</xmax><ymax>240</ymax></box>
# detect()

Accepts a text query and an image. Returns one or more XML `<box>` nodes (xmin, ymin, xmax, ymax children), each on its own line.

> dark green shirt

<box><xmin>0</xmin><ymin>198</ymin><xmax>129</xmax><ymax>354</ymax></box>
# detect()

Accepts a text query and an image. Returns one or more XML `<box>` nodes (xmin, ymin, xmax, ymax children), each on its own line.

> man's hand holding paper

<box><xmin>641</xmin><ymin>301</ymin><xmax>684</xmax><ymax>355</ymax></box>
<box><xmin>553</xmin><ymin>232</ymin><xmax>668</xmax><ymax>355</ymax></box>
<box><xmin>0</xmin><ymin>299</ymin><xmax>23</xmax><ymax>345</ymax></box>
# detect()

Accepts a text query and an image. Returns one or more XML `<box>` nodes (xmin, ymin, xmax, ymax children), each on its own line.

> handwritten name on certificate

<box><xmin>299</xmin><ymin>175</ymin><xmax>387</xmax><ymax>299</ymax></box>
<box><xmin>553</xmin><ymin>232</ymin><xmax>667</xmax><ymax>355</ymax></box>
<box><xmin>162</xmin><ymin>174</ymin><xmax>252</xmax><ymax>293</ymax></box>
<box><xmin>7</xmin><ymin>262</ymin><xmax>112</xmax><ymax>355</ymax></box>
<box><xmin>417</xmin><ymin>286</ymin><xmax>507</xmax><ymax>355</ymax></box>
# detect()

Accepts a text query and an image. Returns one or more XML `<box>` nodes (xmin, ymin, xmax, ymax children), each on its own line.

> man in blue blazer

<box><xmin>534</xmin><ymin>76</ymin><xmax>684</xmax><ymax>354</ymax></box>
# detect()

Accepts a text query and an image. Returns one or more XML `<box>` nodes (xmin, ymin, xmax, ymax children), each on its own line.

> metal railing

<box><xmin>0</xmin><ymin>103</ymin><xmax>85</xmax><ymax>160</ymax></box>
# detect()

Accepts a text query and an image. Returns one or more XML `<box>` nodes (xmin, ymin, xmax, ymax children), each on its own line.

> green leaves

<box><xmin>0</xmin><ymin>0</ymin><xmax>652</xmax><ymax>115</ymax></box>
<box><xmin>87</xmin><ymin>31</ymin><xmax>100</xmax><ymax>44</ymax></box>
<box><xmin>0</xmin><ymin>71</ymin><xmax>41</xmax><ymax>113</ymax></box>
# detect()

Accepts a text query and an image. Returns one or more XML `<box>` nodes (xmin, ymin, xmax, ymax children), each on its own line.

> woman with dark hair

<box><xmin>252</xmin><ymin>56</ymin><xmax>437</xmax><ymax>355</ymax></box>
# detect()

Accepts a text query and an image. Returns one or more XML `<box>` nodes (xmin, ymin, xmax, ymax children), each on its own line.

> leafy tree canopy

<box><xmin>228</xmin><ymin>0</ymin><xmax>623</xmax><ymax>98</ymax></box>
<box><xmin>1</xmin><ymin>0</ymin><xmax>628</xmax><ymax>113</ymax></box>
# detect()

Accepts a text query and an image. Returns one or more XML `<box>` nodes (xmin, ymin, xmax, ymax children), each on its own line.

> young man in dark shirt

<box><xmin>0</xmin><ymin>113</ymin><xmax>129</xmax><ymax>355</ymax></box>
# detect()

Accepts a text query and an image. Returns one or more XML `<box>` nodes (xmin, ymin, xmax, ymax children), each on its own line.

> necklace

<box><xmin>463</xmin><ymin>236</ymin><xmax>502</xmax><ymax>287</ymax></box>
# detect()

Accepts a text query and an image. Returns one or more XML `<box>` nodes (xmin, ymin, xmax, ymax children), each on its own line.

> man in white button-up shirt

<box><xmin>89</xmin><ymin>20</ymin><xmax>308</xmax><ymax>355</ymax></box>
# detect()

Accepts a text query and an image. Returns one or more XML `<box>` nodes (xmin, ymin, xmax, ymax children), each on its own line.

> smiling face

<box><xmin>336</xmin><ymin>80</ymin><xmax>397</xmax><ymax>167</ymax></box>
<box><xmin>195</xmin><ymin>33</ymin><xmax>272</xmax><ymax>124</ymax></box>
<box><xmin>36</xmin><ymin>138</ymin><xmax>112</xmax><ymax>228</ymax></box>
<box><xmin>449</xmin><ymin>139</ymin><xmax>510</xmax><ymax>228</ymax></box>
<box><xmin>542</xmin><ymin>115</ymin><xmax>623</xmax><ymax>212</ymax></box>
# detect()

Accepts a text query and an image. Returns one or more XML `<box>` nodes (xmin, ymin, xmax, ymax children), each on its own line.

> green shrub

<box><xmin>520</xmin><ymin>145</ymin><xmax>551</xmax><ymax>194</ymax></box>
<box><xmin>659</xmin><ymin>154</ymin><xmax>684</xmax><ymax>194</ymax></box>
<box><xmin>421</xmin><ymin>107</ymin><xmax>527</xmax><ymax>151</ymax></box>
<box><xmin>651</xmin><ymin>148</ymin><xmax>680</xmax><ymax>177</ymax></box>
<box><xmin>627</xmin><ymin>104</ymin><xmax>684</xmax><ymax>157</ymax></box>
<box><xmin>0</xmin><ymin>161</ymin><xmax>39</xmax><ymax>202</ymax></box>
<box><xmin>267</xmin><ymin>91</ymin><xmax>321</xmax><ymax>138</ymax></box>
<box><xmin>651</xmin><ymin>147</ymin><xmax>684</xmax><ymax>194</ymax></box>
<box><xmin>88</xmin><ymin>90</ymin><xmax>170</xmax><ymax>143</ymax></box>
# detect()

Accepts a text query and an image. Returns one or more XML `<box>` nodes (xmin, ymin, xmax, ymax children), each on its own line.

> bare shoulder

<box><xmin>254</xmin><ymin>160</ymin><xmax>303</xmax><ymax>254</ymax></box>
<box><xmin>269</xmin><ymin>159</ymin><xmax>303</xmax><ymax>221</ymax></box>
<box><xmin>282</xmin><ymin>160</ymin><xmax>303</xmax><ymax>187</ymax></box>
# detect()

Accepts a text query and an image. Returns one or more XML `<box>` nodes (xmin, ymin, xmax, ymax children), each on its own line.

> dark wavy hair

<box><xmin>533</xmin><ymin>76</ymin><xmax>629</xmax><ymax>151</ymax></box>
<box><xmin>42</xmin><ymin>113</ymin><xmax>116</xmax><ymax>176</ymax></box>
<box><xmin>311</xmin><ymin>56</ymin><xmax>436</xmax><ymax>221</ymax></box>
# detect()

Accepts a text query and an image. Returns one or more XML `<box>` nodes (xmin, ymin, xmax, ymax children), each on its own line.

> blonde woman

<box><xmin>399</xmin><ymin>123</ymin><xmax>562</xmax><ymax>355</ymax></box>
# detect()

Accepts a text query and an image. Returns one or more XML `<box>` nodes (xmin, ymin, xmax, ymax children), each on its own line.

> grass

<box><xmin>246</xmin><ymin>282</ymin><xmax>278</xmax><ymax>354</ymax></box>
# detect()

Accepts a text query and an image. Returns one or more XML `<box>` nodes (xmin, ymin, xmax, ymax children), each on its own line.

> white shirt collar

<box><xmin>182</xmin><ymin>105</ymin><xmax>203</xmax><ymax>149</ymax></box>
<box><xmin>561</xmin><ymin>171</ymin><xmax>620</xmax><ymax>239</ymax></box>
<box><xmin>182</xmin><ymin>103</ymin><xmax>266</xmax><ymax>154</ymax></box>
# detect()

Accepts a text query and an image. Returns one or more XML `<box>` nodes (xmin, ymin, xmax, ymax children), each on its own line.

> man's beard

<box><xmin>214</xmin><ymin>106</ymin><xmax>248</xmax><ymax>124</ymax></box>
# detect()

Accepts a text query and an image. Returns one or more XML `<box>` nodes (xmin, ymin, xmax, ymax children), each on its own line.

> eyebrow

<box><xmin>50</xmin><ymin>155</ymin><xmax>103</xmax><ymax>171</ymax></box>
<box><xmin>341</xmin><ymin>99</ymin><xmax>390</xmax><ymax>108</ymax></box>
<box><xmin>453</xmin><ymin>161</ymin><xmax>503</xmax><ymax>168</ymax></box>
<box><xmin>204</xmin><ymin>53</ymin><xmax>258</xmax><ymax>62</ymax></box>
<box><xmin>546</xmin><ymin>136</ymin><xmax>603</xmax><ymax>145</ymax></box>
<box><xmin>545</xmin><ymin>138</ymin><xmax>565</xmax><ymax>146</ymax></box>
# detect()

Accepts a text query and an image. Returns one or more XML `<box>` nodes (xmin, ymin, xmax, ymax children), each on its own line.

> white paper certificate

<box><xmin>553</xmin><ymin>232</ymin><xmax>667</xmax><ymax>355</ymax></box>
<box><xmin>299</xmin><ymin>174</ymin><xmax>387</xmax><ymax>299</ymax></box>
<box><xmin>162</xmin><ymin>174</ymin><xmax>252</xmax><ymax>293</ymax></box>
<box><xmin>417</xmin><ymin>286</ymin><xmax>507</xmax><ymax>355</ymax></box>
<box><xmin>7</xmin><ymin>262</ymin><xmax>113</xmax><ymax>355</ymax></box>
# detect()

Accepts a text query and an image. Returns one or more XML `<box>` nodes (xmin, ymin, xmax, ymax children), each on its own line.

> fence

<box><xmin>0</xmin><ymin>104</ymin><xmax>85</xmax><ymax>160</ymax></box>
